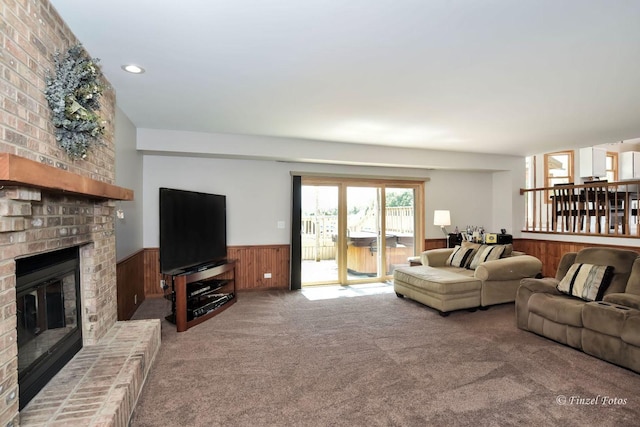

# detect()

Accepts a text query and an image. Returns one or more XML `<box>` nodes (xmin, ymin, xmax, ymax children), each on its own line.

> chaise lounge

<box><xmin>393</xmin><ymin>242</ymin><xmax>542</xmax><ymax>315</ymax></box>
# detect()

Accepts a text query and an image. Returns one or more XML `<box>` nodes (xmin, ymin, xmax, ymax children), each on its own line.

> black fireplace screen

<box><xmin>16</xmin><ymin>246</ymin><xmax>82</xmax><ymax>409</ymax></box>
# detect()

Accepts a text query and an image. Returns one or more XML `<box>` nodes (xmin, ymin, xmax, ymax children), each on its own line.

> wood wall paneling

<box><xmin>127</xmin><ymin>239</ymin><xmax>640</xmax><ymax>305</ymax></box>
<box><xmin>136</xmin><ymin>245</ymin><xmax>291</xmax><ymax>299</ymax></box>
<box><xmin>116</xmin><ymin>250</ymin><xmax>146</xmax><ymax>320</ymax></box>
<box><xmin>513</xmin><ymin>239</ymin><xmax>640</xmax><ymax>278</ymax></box>
<box><xmin>424</xmin><ymin>238</ymin><xmax>447</xmax><ymax>250</ymax></box>
<box><xmin>228</xmin><ymin>245</ymin><xmax>290</xmax><ymax>290</ymax></box>
<box><xmin>143</xmin><ymin>248</ymin><xmax>163</xmax><ymax>297</ymax></box>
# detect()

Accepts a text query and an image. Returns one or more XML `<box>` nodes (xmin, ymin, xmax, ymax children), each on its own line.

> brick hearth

<box><xmin>20</xmin><ymin>319</ymin><xmax>160</xmax><ymax>427</ymax></box>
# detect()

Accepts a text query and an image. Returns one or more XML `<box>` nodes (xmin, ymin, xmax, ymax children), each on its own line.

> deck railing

<box><xmin>521</xmin><ymin>180</ymin><xmax>640</xmax><ymax>236</ymax></box>
<box><xmin>301</xmin><ymin>215</ymin><xmax>337</xmax><ymax>261</ymax></box>
<box><xmin>301</xmin><ymin>207</ymin><xmax>414</xmax><ymax>260</ymax></box>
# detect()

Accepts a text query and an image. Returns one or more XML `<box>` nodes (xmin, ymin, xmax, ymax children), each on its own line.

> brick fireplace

<box><xmin>0</xmin><ymin>167</ymin><xmax>155</xmax><ymax>427</ymax></box>
<box><xmin>0</xmin><ymin>0</ymin><xmax>138</xmax><ymax>423</ymax></box>
<box><xmin>0</xmin><ymin>164</ymin><xmax>133</xmax><ymax>423</ymax></box>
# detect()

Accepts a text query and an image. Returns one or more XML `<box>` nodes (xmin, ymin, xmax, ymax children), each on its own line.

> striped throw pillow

<box><xmin>557</xmin><ymin>263</ymin><xmax>614</xmax><ymax>301</ymax></box>
<box><xmin>468</xmin><ymin>244</ymin><xmax>506</xmax><ymax>270</ymax></box>
<box><xmin>446</xmin><ymin>245</ymin><xmax>476</xmax><ymax>268</ymax></box>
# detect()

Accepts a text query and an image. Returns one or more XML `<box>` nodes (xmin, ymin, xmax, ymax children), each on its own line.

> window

<box><xmin>606</xmin><ymin>151</ymin><xmax>618</xmax><ymax>182</ymax></box>
<box><xmin>544</xmin><ymin>151</ymin><xmax>574</xmax><ymax>188</ymax></box>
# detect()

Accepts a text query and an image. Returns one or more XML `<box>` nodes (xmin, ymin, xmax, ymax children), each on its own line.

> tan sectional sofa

<box><xmin>393</xmin><ymin>243</ymin><xmax>542</xmax><ymax>316</ymax></box>
<box><xmin>516</xmin><ymin>247</ymin><xmax>640</xmax><ymax>373</ymax></box>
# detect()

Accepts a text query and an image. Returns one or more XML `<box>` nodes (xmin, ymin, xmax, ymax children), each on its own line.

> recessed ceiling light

<box><xmin>121</xmin><ymin>64</ymin><xmax>145</xmax><ymax>74</ymax></box>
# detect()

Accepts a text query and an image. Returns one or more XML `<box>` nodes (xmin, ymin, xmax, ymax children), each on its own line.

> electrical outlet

<box><xmin>264</xmin><ymin>273</ymin><xmax>272</xmax><ymax>279</ymax></box>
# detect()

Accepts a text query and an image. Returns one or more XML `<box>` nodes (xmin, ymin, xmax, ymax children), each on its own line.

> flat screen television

<box><xmin>159</xmin><ymin>187</ymin><xmax>227</xmax><ymax>275</ymax></box>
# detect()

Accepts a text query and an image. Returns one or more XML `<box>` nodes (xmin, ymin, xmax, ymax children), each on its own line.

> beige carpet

<box><xmin>130</xmin><ymin>288</ymin><xmax>640</xmax><ymax>426</ymax></box>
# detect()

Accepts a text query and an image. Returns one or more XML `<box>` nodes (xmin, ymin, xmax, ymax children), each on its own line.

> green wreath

<box><xmin>44</xmin><ymin>45</ymin><xmax>106</xmax><ymax>159</ymax></box>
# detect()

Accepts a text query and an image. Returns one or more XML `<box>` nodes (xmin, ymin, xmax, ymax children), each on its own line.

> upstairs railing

<box><xmin>521</xmin><ymin>180</ymin><xmax>640</xmax><ymax>237</ymax></box>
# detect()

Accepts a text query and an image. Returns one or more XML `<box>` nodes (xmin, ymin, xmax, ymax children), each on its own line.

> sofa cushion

<box><xmin>393</xmin><ymin>266</ymin><xmax>481</xmax><ymax>294</ymax></box>
<box><xmin>624</xmin><ymin>258</ymin><xmax>640</xmax><ymax>296</ymax></box>
<box><xmin>461</xmin><ymin>241</ymin><xmax>482</xmax><ymax>250</ymax></box>
<box><xmin>468</xmin><ymin>244</ymin><xmax>506</xmax><ymax>269</ymax></box>
<box><xmin>528</xmin><ymin>293</ymin><xmax>585</xmax><ymax>327</ymax></box>
<box><xmin>500</xmin><ymin>243</ymin><xmax>513</xmax><ymax>257</ymax></box>
<box><xmin>621</xmin><ymin>314</ymin><xmax>640</xmax><ymax>347</ymax></box>
<box><xmin>557</xmin><ymin>263</ymin><xmax>613</xmax><ymax>301</ymax></box>
<box><xmin>582</xmin><ymin>301</ymin><xmax>637</xmax><ymax>337</ymax></box>
<box><xmin>446</xmin><ymin>245</ymin><xmax>476</xmax><ymax>268</ymax></box>
<box><xmin>437</xmin><ymin>266</ymin><xmax>475</xmax><ymax>277</ymax></box>
<box><xmin>604</xmin><ymin>293</ymin><xmax>640</xmax><ymax>311</ymax></box>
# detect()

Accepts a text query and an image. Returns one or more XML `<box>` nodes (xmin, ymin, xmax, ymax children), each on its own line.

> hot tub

<box><xmin>347</xmin><ymin>231</ymin><xmax>414</xmax><ymax>276</ymax></box>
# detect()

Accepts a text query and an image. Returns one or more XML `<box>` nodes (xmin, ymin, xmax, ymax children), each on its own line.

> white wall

<box><xmin>114</xmin><ymin>107</ymin><xmax>144</xmax><ymax>260</ymax></box>
<box><xmin>424</xmin><ymin>170</ymin><xmax>495</xmax><ymax>234</ymax></box>
<box><xmin>138</xmin><ymin>128</ymin><xmax>525</xmax><ymax>248</ymax></box>
<box><xmin>142</xmin><ymin>154</ymin><xmax>518</xmax><ymax>247</ymax></box>
<box><xmin>143</xmin><ymin>155</ymin><xmax>291</xmax><ymax>246</ymax></box>
<box><xmin>492</xmin><ymin>170</ymin><xmax>522</xmax><ymax>234</ymax></box>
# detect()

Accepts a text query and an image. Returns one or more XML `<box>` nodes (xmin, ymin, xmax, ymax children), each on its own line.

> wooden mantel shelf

<box><xmin>0</xmin><ymin>153</ymin><xmax>133</xmax><ymax>201</ymax></box>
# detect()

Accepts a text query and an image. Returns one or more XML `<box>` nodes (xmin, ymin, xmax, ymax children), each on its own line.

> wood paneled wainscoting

<box><xmin>143</xmin><ymin>248</ymin><xmax>162</xmax><ymax>298</ymax></box>
<box><xmin>116</xmin><ymin>250</ymin><xmax>147</xmax><ymax>320</ymax></box>
<box><xmin>117</xmin><ymin>245</ymin><xmax>292</xmax><ymax>317</ymax></box>
<box><xmin>117</xmin><ymin>238</ymin><xmax>638</xmax><ymax>319</ymax></box>
<box><xmin>424</xmin><ymin>238</ymin><xmax>448</xmax><ymax>250</ymax></box>
<box><xmin>513</xmin><ymin>239</ymin><xmax>640</xmax><ymax>278</ymax></box>
<box><xmin>227</xmin><ymin>245</ymin><xmax>290</xmax><ymax>291</ymax></box>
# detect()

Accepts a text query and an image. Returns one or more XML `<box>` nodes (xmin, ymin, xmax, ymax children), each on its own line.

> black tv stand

<box><xmin>164</xmin><ymin>260</ymin><xmax>236</xmax><ymax>332</ymax></box>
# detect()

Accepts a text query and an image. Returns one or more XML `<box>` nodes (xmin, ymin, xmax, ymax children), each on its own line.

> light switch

<box><xmin>277</xmin><ymin>221</ymin><xmax>285</xmax><ymax>229</ymax></box>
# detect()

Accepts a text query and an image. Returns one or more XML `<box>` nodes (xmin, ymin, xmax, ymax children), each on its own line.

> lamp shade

<box><xmin>433</xmin><ymin>210</ymin><xmax>451</xmax><ymax>227</ymax></box>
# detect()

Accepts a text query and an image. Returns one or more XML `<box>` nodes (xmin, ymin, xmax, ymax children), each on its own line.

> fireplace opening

<box><xmin>16</xmin><ymin>246</ymin><xmax>82</xmax><ymax>410</ymax></box>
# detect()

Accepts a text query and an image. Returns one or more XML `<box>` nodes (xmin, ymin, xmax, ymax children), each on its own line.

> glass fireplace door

<box><xmin>16</xmin><ymin>247</ymin><xmax>82</xmax><ymax>409</ymax></box>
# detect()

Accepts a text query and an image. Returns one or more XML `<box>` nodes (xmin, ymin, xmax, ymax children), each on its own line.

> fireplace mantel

<box><xmin>0</xmin><ymin>153</ymin><xmax>133</xmax><ymax>201</ymax></box>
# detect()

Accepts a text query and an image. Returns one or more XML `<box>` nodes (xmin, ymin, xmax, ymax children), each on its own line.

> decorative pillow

<box><xmin>501</xmin><ymin>243</ymin><xmax>513</xmax><ymax>257</ymax></box>
<box><xmin>468</xmin><ymin>244</ymin><xmax>506</xmax><ymax>269</ymax></box>
<box><xmin>461</xmin><ymin>240</ymin><xmax>482</xmax><ymax>251</ymax></box>
<box><xmin>446</xmin><ymin>245</ymin><xmax>476</xmax><ymax>268</ymax></box>
<box><xmin>460</xmin><ymin>241</ymin><xmax>482</xmax><ymax>265</ymax></box>
<box><xmin>557</xmin><ymin>263</ymin><xmax>614</xmax><ymax>301</ymax></box>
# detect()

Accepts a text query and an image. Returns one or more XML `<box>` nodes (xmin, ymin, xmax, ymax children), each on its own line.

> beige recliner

<box><xmin>516</xmin><ymin>247</ymin><xmax>640</xmax><ymax>373</ymax></box>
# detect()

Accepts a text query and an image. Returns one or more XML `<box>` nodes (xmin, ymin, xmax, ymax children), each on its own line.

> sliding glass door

<box><xmin>385</xmin><ymin>187</ymin><xmax>415</xmax><ymax>276</ymax></box>
<box><xmin>346</xmin><ymin>186</ymin><xmax>382</xmax><ymax>279</ymax></box>
<box><xmin>300</xmin><ymin>178</ymin><xmax>423</xmax><ymax>286</ymax></box>
<box><xmin>300</xmin><ymin>185</ymin><xmax>339</xmax><ymax>284</ymax></box>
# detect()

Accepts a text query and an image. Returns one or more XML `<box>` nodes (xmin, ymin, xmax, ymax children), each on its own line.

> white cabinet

<box><xmin>579</xmin><ymin>147</ymin><xmax>606</xmax><ymax>178</ymax></box>
<box><xmin>620</xmin><ymin>151</ymin><xmax>640</xmax><ymax>180</ymax></box>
